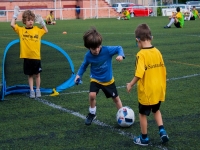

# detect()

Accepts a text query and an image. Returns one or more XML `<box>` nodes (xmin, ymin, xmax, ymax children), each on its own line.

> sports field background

<box><xmin>0</xmin><ymin>17</ymin><xmax>200</xmax><ymax>150</ymax></box>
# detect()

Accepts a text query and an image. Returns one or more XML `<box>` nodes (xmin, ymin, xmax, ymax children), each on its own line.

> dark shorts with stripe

<box><xmin>90</xmin><ymin>81</ymin><xmax>118</xmax><ymax>98</ymax></box>
<box><xmin>23</xmin><ymin>58</ymin><xmax>42</xmax><ymax>75</ymax></box>
<box><xmin>138</xmin><ymin>101</ymin><xmax>161</xmax><ymax>116</ymax></box>
<box><xmin>174</xmin><ymin>22</ymin><xmax>181</xmax><ymax>28</ymax></box>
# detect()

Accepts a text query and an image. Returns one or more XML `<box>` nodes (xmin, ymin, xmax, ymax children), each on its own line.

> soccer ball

<box><xmin>116</xmin><ymin>106</ymin><xmax>135</xmax><ymax>127</ymax></box>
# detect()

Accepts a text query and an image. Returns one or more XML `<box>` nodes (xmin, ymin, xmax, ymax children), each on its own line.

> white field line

<box><xmin>35</xmin><ymin>97</ymin><xmax>168</xmax><ymax>150</ymax></box>
<box><xmin>4</xmin><ymin>74</ymin><xmax>199</xmax><ymax>150</ymax></box>
<box><xmin>49</xmin><ymin>73</ymin><xmax>200</xmax><ymax>96</ymax></box>
<box><xmin>33</xmin><ymin>73</ymin><xmax>200</xmax><ymax>150</ymax></box>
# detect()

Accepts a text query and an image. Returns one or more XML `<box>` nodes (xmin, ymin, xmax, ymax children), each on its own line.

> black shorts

<box><xmin>138</xmin><ymin>101</ymin><xmax>161</xmax><ymax>116</ymax></box>
<box><xmin>174</xmin><ymin>22</ymin><xmax>181</xmax><ymax>28</ymax></box>
<box><xmin>90</xmin><ymin>82</ymin><xmax>118</xmax><ymax>98</ymax></box>
<box><xmin>23</xmin><ymin>58</ymin><xmax>42</xmax><ymax>75</ymax></box>
<box><xmin>190</xmin><ymin>16</ymin><xmax>195</xmax><ymax>20</ymax></box>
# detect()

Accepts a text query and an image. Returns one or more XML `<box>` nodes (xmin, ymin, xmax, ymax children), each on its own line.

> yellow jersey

<box><xmin>135</xmin><ymin>47</ymin><xmax>166</xmax><ymax>105</ymax></box>
<box><xmin>13</xmin><ymin>24</ymin><xmax>46</xmax><ymax>59</ymax></box>
<box><xmin>46</xmin><ymin>14</ymin><xmax>54</xmax><ymax>22</ymax></box>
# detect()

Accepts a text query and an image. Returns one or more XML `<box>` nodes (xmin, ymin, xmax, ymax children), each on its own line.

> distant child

<box><xmin>126</xmin><ymin>24</ymin><xmax>169</xmax><ymax>146</ymax></box>
<box><xmin>75</xmin><ymin>27</ymin><xmax>125</xmax><ymax>125</ymax></box>
<box><xmin>46</xmin><ymin>11</ymin><xmax>56</xmax><ymax>25</ymax></box>
<box><xmin>187</xmin><ymin>6</ymin><xmax>200</xmax><ymax>20</ymax></box>
<box><xmin>164</xmin><ymin>7</ymin><xmax>184</xmax><ymax>28</ymax></box>
<box><xmin>11</xmin><ymin>6</ymin><xmax>48</xmax><ymax>98</ymax></box>
<box><xmin>117</xmin><ymin>8</ymin><xmax>131</xmax><ymax>20</ymax></box>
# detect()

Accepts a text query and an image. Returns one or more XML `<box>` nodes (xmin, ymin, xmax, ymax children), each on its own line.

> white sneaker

<box><xmin>30</xmin><ymin>90</ymin><xmax>35</xmax><ymax>98</ymax></box>
<box><xmin>117</xmin><ymin>17</ymin><xmax>120</xmax><ymax>20</ymax></box>
<box><xmin>36</xmin><ymin>89</ymin><xmax>41</xmax><ymax>98</ymax></box>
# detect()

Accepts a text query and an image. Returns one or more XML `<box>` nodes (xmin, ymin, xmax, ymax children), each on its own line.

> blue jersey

<box><xmin>77</xmin><ymin>46</ymin><xmax>125</xmax><ymax>83</ymax></box>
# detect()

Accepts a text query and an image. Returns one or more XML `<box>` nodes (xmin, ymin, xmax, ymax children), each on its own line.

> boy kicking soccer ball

<box><xmin>75</xmin><ymin>27</ymin><xmax>125</xmax><ymax>125</ymax></box>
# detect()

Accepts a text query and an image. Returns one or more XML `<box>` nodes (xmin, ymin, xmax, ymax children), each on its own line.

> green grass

<box><xmin>0</xmin><ymin>17</ymin><xmax>200</xmax><ymax>150</ymax></box>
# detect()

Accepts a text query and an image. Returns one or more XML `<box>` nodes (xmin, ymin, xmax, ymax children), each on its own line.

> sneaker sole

<box><xmin>161</xmin><ymin>135</ymin><xmax>169</xmax><ymax>143</ymax></box>
<box><xmin>133</xmin><ymin>141</ymin><xmax>148</xmax><ymax>146</ymax></box>
<box><xmin>85</xmin><ymin>116</ymin><xmax>96</xmax><ymax>125</ymax></box>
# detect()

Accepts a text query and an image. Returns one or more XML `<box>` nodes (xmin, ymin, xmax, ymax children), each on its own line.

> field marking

<box><xmin>50</xmin><ymin>73</ymin><xmax>200</xmax><ymax>96</ymax></box>
<box><xmin>169</xmin><ymin>60</ymin><xmax>200</xmax><ymax>67</ymax></box>
<box><xmin>35</xmin><ymin>97</ymin><xmax>168</xmax><ymax>150</ymax></box>
<box><xmin>4</xmin><ymin>73</ymin><xmax>199</xmax><ymax>149</ymax></box>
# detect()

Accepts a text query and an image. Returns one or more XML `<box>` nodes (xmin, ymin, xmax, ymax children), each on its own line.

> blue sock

<box><xmin>142</xmin><ymin>134</ymin><xmax>147</xmax><ymax>139</ymax></box>
<box><xmin>159</xmin><ymin>125</ymin><xmax>164</xmax><ymax>131</ymax></box>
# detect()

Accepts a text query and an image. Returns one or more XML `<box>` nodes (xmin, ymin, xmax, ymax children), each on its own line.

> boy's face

<box><xmin>25</xmin><ymin>18</ymin><xmax>34</xmax><ymax>28</ymax></box>
<box><xmin>90</xmin><ymin>46</ymin><xmax>101</xmax><ymax>55</ymax></box>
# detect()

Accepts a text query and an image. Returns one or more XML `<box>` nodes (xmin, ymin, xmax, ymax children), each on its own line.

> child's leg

<box><xmin>153</xmin><ymin>110</ymin><xmax>169</xmax><ymax>143</ymax></box>
<box><xmin>153</xmin><ymin>110</ymin><xmax>163</xmax><ymax>126</ymax></box>
<box><xmin>112</xmin><ymin>96</ymin><xmax>122</xmax><ymax>109</ymax></box>
<box><xmin>28</xmin><ymin>75</ymin><xmax>34</xmax><ymax>91</ymax></box>
<box><xmin>28</xmin><ymin>75</ymin><xmax>35</xmax><ymax>98</ymax></box>
<box><xmin>167</xmin><ymin>18</ymin><xmax>175</xmax><ymax>27</ymax></box>
<box><xmin>89</xmin><ymin>92</ymin><xmax>97</xmax><ymax>114</ymax></box>
<box><xmin>139</xmin><ymin>113</ymin><xmax>148</xmax><ymax>135</ymax></box>
<box><xmin>35</xmin><ymin>73</ymin><xmax>41</xmax><ymax>90</ymax></box>
<box><xmin>85</xmin><ymin>92</ymin><xmax>97</xmax><ymax>125</ymax></box>
<box><xmin>35</xmin><ymin>73</ymin><xmax>41</xmax><ymax>97</ymax></box>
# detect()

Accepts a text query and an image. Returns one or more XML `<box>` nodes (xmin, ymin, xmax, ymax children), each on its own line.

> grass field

<box><xmin>0</xmin><ymin>16</ymin><xmax>200</xmax><ymax>150</ymax></box>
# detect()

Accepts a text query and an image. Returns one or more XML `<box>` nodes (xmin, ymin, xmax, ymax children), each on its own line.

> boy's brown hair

<box><xmin>135</xmin><ymin>24</ymin><xmax>152</xmax><ymax>41</ymax></box>
<box><xmin>22</xmin><ymin>10</ymin><xmax>35</xmax><ymax>24</ymax></box>
<box><xmin>83</xmin><ymin>27</ymin><xmax>102</xmax><ymax>49</ymax></box>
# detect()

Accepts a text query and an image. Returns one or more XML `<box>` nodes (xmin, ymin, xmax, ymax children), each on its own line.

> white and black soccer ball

<box><xmin>116</xmin><ymin>106</ymin><xmax>135</xmax><ymax>127</ymax></box>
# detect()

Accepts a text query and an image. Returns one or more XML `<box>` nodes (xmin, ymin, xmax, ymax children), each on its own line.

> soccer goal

<box><xmin>0</xmin><ymin>39</ymin><xmax>76</xmax><ymax>100</ymax></box>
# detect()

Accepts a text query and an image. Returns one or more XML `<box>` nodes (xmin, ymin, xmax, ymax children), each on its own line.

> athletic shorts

<box><xmin>190</xmin><ymin>16</ymin><xmax>195</xmax><ymax>20</ymax></box>
<box><xmin>174</xmin><ymin>22</ymin><xmax>181</xmax><ymax>28</ymax></box>
<box><xmin>138</xmin><ymin>101</ymin><xmax>161</xmax><ymax>116</ymax></box>
<box><xmin>90</xmin><ymin>81</ymin><xmax>118</xmax><ymax>98</ymax></box>
<box><xmin>23</xmin><ymin>58</ymin><xmax>42</xmax><ymax>75</ymax></box>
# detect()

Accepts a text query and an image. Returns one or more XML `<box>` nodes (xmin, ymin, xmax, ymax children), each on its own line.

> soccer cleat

<box><xmin>36</xmin><ymin>89</ymin><xmax>41</xmax><ymax>98</ymax></box>
<box><xmin>117</xmin><ymin>17</ymin><xmax>120</xmax><ymax>20</ymax></box>
<box><xmin>133</xmin><ymin>135</ymin><xmax>149</xmax><ymax>146</ymax></box>
<box><xmin>30</xmin><ymin>90</ymin><xmax>35</xmax><ymax>98</ymax></box>
<box><xmin>164</xmin><ymin>26</ymin><xmax>171</xmax><ymax>28</ymax></box>
<box><xmin>160</xmin><ymin>129</ymin><xmax>169</xmax><ymax>143</ymax></box>
<box><xmin>85</xmin><ymin>113</ymin><xmax>96</xmax><ymax>125</ymax></box>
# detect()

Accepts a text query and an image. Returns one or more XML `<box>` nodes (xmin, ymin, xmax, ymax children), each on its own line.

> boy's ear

<box><xmin>136</xmin><ymin>38</ymin><xmax>140</xmax><ymax>42</ymax></box>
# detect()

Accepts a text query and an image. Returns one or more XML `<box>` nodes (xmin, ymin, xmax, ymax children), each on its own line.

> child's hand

<box><xmin>35</xmin><ymin>14</ymin><xmax>46</xmax><ymax>27</ymax></box>
<box><xmin>116</xmin><ymin>56</ymin><xmax>123</xmax><ymax>62</ymax></box>
<box><xmin>74</xmin><ymin>75</ymin><xmax>82</xmax><ymax>85</ymax></box>
<box><xmin>13</xmin><ymin>6</ymin><xmax>20</xmax><ymax>19</ymax></box>
<box><xmin>126</xmin><ymin>83</ymin><xmax>132</xmax><ymax>93</ymax></box>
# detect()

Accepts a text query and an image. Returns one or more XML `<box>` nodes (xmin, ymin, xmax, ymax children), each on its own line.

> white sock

<box><xmin>89</xmin><ymin>106</ymin><xmax>96</xmax><ymax>115</ymax></box>
<box><xmin>167</xmin><ymin>18</ymin><xmax>175</xmax><ymax>27</ymax></box>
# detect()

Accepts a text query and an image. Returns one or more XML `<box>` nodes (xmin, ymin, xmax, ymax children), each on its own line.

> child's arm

<box><xmin>126</xmin><ymin>76</ymin><xmax>140</xmax><ymax>93</ymax></box>
<box><xmin>11</xmin><ymin>18</ymin><xmax>16</xmax><ymax>29</ymax></box>
<box><xmin>11</xmin><ymin>6</ymin><xmax>20</xmax><ymax>29</ymax></box>
<box><xmin>35</xmin><ymin>14</ymin><xmax>48</xmax><ymax>33</ymax></box>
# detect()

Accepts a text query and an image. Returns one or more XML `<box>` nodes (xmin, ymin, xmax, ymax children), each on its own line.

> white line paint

<box><xmin>50</xmin><ymin>73</ymin><xmax>200</xmax><ymax>96</ymax></box>
<box><xmin>35</xmin><ymin>97</ymin><xmax>168</xmax><ymax>150</ymax></box>
<box><xmin>5</xmin><ymin>74</ymin><xmax>199</xmax><ymax>149</ymax></box>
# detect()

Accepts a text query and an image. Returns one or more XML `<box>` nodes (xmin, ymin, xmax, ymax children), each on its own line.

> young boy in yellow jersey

<box><xmin>188</xmin><ymin>6</ymin><xmax>200</xmax><ymax>20</ymax></box>
<box><xmin>11</xmin><ymin>6</ymin><xmax>48</xmax><ymax>98</ymax></box>
<box><xmin>164</xmin><ymin>7</ymin><xmax>184</xmax><ymax>28</ymax></box>
<box><xmin>126</xmin><ymin>24</ymin><xmax>169</xmax><ymax>146</ymax></box>
<box><xmin>117</xmin><ymin>8</ymin><xmax>131</xmax><ymax>20</ymax></box>
<box><xmin>46</xmin><ymin>11</ymin><xmax>56</xmax><ymax>25</ymax></box>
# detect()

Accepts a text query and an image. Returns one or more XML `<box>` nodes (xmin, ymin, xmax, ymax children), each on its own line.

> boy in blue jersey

<box><xmin>75</xmin><ymin>27</ymin><xmax>125</xmax><ymax>125</ymax></box>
